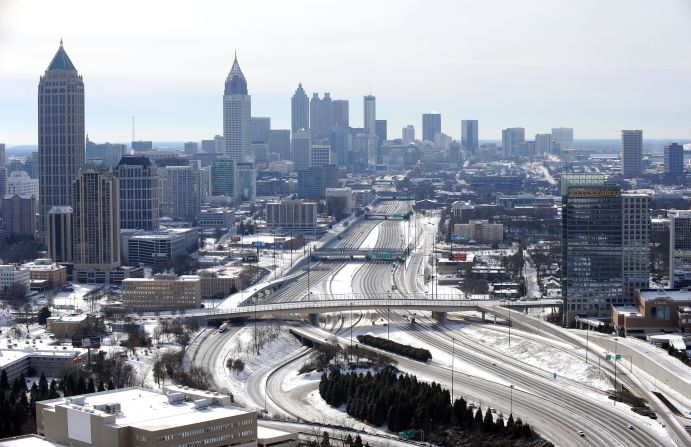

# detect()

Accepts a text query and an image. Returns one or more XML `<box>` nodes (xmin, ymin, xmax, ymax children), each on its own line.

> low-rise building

<box><xmin>0</xmin><ymin>344</ymin><xmax>85</xmax><ymax>382</ymax></box>
<box><xmin>0</xmin><ymin>265</ymin><xmax>30</xmax><ymax>290</ymax></box>
<box><xmin>46</xmin><ymin>314</ymin><xmax>94</xmax><ymax>341</ymax></box>
<box><xmin>121</xmin><ymin>228</ymin><xmax>199</xmax><ymax>267</ymax></box>
<box><xmin>198</xmin><ymin>208</ymin><xmax>233</xmax><ymax>231</ymax></box>
<box><xmin>198</xmin><ymin>266</ymin><xmax>242</xmax><ymax>298</ymax></box>
<box><xmin>22</xmin><ymin>259</ymin><xmax>67</xmax><ymax>289</ymax></box>
<box><xmin>612</xmin><ymin>289</ymin><xmax>691</xmax><ymax>336</ymax></box>
<box><xmin>35</xmin><ymin>386</ymin><xmax>259</xmax><ymax>447</ymax></box>
<box><xmin>454</xmin><ymin>220</ymin><xmax>504</xmax><ymax>244</ymax></box>
<box><xmin>122</xmin><ymin>273</ymin><xmax>201</xmax><ymax>311</ymax></box>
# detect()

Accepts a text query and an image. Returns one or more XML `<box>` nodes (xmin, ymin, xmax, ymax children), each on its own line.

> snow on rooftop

<box><xmin>613</xmin><ymin>305</ymin><xmax>641</xmax><ymax>316</ymax></box>
<box><xmin>639</xmin><ymin>289</ymin><xmax>691</xmax><ymax>302</ymax></box>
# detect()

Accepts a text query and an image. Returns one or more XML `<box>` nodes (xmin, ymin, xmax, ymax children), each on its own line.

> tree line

<box><xmin>356</xmin><ymin>335</ymin><xmax>432</xmax><ymax>363</ymax></box>
<box><xmin>319</xmin><ymin>367</ymin><xmax>534</xmax><ymax>441</ymax></box>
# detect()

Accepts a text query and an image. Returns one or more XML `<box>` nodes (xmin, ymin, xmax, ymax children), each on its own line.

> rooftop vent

<box><xmin>167</xmin><ymin>393</ymin><xmax>185</xmax><ymax>405</ymax></box>
<box><xmin>194</xmin><ymin>399</ymin><xmax>208</xmax><ymax>410</ymax></box>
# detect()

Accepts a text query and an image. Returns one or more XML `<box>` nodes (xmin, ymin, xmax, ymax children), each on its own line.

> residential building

<box><xmin>551</xmin><ymin>127</ymin><xmax>573</xmax><ymax>151</ymax></box>
<box><xmin>210</xmin><ymin>157</ymin><xmax>236</xmax><ymax>197</ymax></box>
<box><xmin>114</xmin><ymin>156</ymin><xmax>160</xmax><ymax>231</ymax></box>
<box><xmin>2</xmin><ymin>194</ymin><xmax>36</xmax><ymax>236</ymax></box>
<box><xmin>0</xmin><ymin>265</ymin><xmax>30</xmax><ymax>290</ymax></box>
<box><xmin>22</xmin><ymin>259</ymin><xmax>67</xmax><ymax>289</ymax></box>
<box><xmin>183</xmin><ymin>141</ymin><xmax>198</xmax><ymax>155</ymax></box>
<box><xmin>333</xmin><ymin>99</ymin><xmax>349</xmax><ymax>128</ymax></box>
<box><xmin>291</xmin><ymin>82</ymin><xmax>309</xmax><ymax>133</ymax></box>
<box><xmin>501</xmin><ymin>127</ymin><xmax>525</xmax><ymax>156</ymax></box>
<box><xmin>422</xmin><ymin>113</ymin><xmax>441</xmax><ymax>142</ymax></box>
<box><xmin>535</xmin><ymin>133</ymin><xmax>552</xmax><ymax>155</ymax></box>
<box><xmin>213</xmin><ymin>135</ymin><xmax>224</xmax><ymax>154</ymax></box>
<box><xmin>121</xmin><ymin>228</ymin><xmax>199</xmax><ymax>267</ymax></box>
<box><xmin>291</xmin><ymin>130</ymin><xmax>311</xmax><ymax>171</ymax></box>
<box><xmin>310</xmin><ymin>144</ymin><xmax>331</xmax><ymax>167</ymax></box>
<box><xmin>47</xmin><ymin>206</ymin><xmax>73</xmax><ymax>263</ymax></box>
<box><xmin>122</xmin><ymin>273</ymin><xmax>201</xmax><ymax>311</ymax></box>
<box><xmin>621</xmin><ymin>129</ymin><xmax>643</xmax><ymax>178</ymax></box>
<box><xmin>72</xmin><ymin>170</ymin><xmax>121</xmax><ymax>284</ymax></box>
<box><xmin>461</xmin><ymin>120</ymin><xmax>479</xmax><ymax>152</ymax></box>
<box><xmin>38</xmin><ymin>40</ymin><xmax>85</xmax><ymax>234</ymax></box>
<box><xmin>453</xmin><ymin>220</ymin><xmax>504</xmax><ymax>244</ymax></box>
<box><xmin>201</xmin><ymin>139</ymin><xmax>215</xmax><ymax>153</ymax></box>
<box><xmin>364</xmin><ymin>95</ymin><xmax>376</xmax><ymax>136</ymax></box>
<box><xmin>268</xmin><ymin>129</ymin><xmax>291</xmax><ymax>160</ymax></box>
<box><xmin>664</xmin><ymin>143</ymin><xmax>684</xmax><ymax>175</ymax></box>
<box><xmin>159</xmin><ymin>165</ymin><xmax>200</xmax><ymax>221</ymax></box>
<box><xmin>6</xmin><ymin>171</ymin><xmax>39</xmax><ymax>200</ymax></box>
<box><xmin>266</xmin><ymin>199</ymin><xmax>318</xmax><ymax>231</ymax></box>
<box><xmin>85</xmin><ymin>137</ymin><xmax>125</xmax><ymax>168</ymax></box>
<box><xmin>131</xmin><ymin>140</ymin><xmax>153</xmax><ymax>152</ymax></box>
<box><xmin>35</xmin><ymin>386</ymin><xmax>262</xmax><ymax>447</ymax></box>
<box><xmin>236</xmin><ymin>162</ymin><xmax>256</xmax><ymax>202</ymax></box>
<box><xmin>612</xmin><ymin>289</ymin><xmax>691</xmax><ymax>336</ymax></box>
<box><xmin>402</xmin><ymin>125</ymin><xmax>415</xmax><ymax>144</ymax></box>
<box><xmin>223</xmin><ymin>54</ymin><xmax>251</xmax><ymax>162</ymax></box>
<box><xmin>297</xmin><ymin>164</ymin><xmax>338</xmax><ymax>199</ymax></box>
<box><xmin>669</xmin><ymin>210</ymin><xmax>691</xmax><ymax>287</ymax></box>
<box><xmin>622</xmin><ymin>193</ymin><xmax>651</xmax><ymax>300</ymax></box>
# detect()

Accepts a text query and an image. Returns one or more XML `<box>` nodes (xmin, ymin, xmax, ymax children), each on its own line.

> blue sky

<box><xmin>1</xmin><ymin>0</ymin><xmax>691</xmax><ymax>145</ymax></box>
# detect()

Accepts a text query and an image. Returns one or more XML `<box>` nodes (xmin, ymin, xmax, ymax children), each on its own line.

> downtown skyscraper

<box><xmin>461</xmin><ymin>120</ymin><xmax>479</xmax><ymax>152</ymax></box>
<box><xmin>621</xmin><ymin>129</ymin><xmax>643</xmax><ymax>179</ymax></box>
<box><xmin>38</xmin><ymin>40</ymin><xmax>85</xmax><ymax>233</ymax></box>
<box><xmin>364</xmin><ymin>95</ymin><xmax>376</xmax><ymax>136</ymax></box>
<box><xmin>291</xmin><ymin>83</ymin><xmax>309</xmax><ymax>133</ymax></box>
<box><xmin>223</xmin><ymin>54</ymin><xmax>251</xmax><ymax>163</ymax></box>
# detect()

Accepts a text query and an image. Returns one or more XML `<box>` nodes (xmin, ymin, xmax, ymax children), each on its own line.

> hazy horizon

<box><xmin>2</xmin><ymin>0</ymin><xmax>691</xmax><ymax>145</ymax></box>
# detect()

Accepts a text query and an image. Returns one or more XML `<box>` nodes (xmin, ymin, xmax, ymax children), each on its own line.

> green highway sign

<box><xmin>605</xmin><ymin>354</ymin><xmax>612</xmax><ymax>361</ymax></box>
<box><xmin>398</xmin><ymin>429</ymin><xmax>416</xmax><ymax>440</ymax></box>
<box><xmin>615</xmin><ymin>354</ymin><xmax>622</xmax><ymax>360</ymax></box>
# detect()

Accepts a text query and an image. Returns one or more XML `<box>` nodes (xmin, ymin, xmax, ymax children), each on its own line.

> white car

<box><xmin>577</xmin><ymin>431</ymin><xmax>585</xmax><ymax>437</ymax></box>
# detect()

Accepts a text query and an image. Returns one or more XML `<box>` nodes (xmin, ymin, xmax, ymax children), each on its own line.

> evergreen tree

<box><xmin>107</xmin><ymin>379</ymin><xmax>115</xmax><ymax>390</ymax></box>
<box><xmin>320</xmin><ymin>430</ymin><xmax>330</xmax><ymax>447</ymax></box>
<box><xmin>474</xmin><ymin>407</ymin><xmax>483</xmax><ymax>428</ymax></box>
<box><xmin>353</xmin><ymin>435</ymin><xmax>363</xmax><ymax>447</ymax></box>
<box><xmin>483</xmin><ymin>407</ymin><xmax>494</xmax><ymax>432</ymax></box>
<box><xmin>87</xmin><ymin>377</ymin><xmax>96</xmax><ymax>394</ymax></box>
<box><xmin>495</xmin><ymin>414</ymin><xmax>505</xmax><ymax>432</ymax></box>
<box><xmin>506</xmin><ymin>413</ymin><xmax>515</xmax><ymax>434</ymax></box>
<box><xmin>0</xmin><ymin>370</ymin><xmax>9</xmax><ymax>391</ymax></box>
<box><xmin>38</xmin><ymin>373</ymin><xmax>48</xmax><ymax>401</ymax></box>
<box><xmin>97</xmin><ymin>380</ymin><xmax>105</xmax><ymax>392</ymax></box>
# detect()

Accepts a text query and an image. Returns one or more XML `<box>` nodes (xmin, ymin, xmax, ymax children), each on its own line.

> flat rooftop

<box><xmin>639</xmin><ymin>289</ymin><xmax>691</xmax><ymax>302</ymax></box>
<box><xmin>613</xmin><ymin>305</ymin><xmax>641</xmax><ymax>316</ymax></box>
<box><xmin>42</xmin><ymin>387</ymin><xmax>250</xmax><ymax>431</ymax></box>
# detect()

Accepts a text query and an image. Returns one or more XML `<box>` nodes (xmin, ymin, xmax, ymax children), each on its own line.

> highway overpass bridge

<box><xmin>311</xmin><ymin>248</ymin><xmax>407</xmax><ymax>262</ymax></box>
<box><xmin>139</xmin><ymin>298</ymin><xmax>563</xmax><ymax>325</ymax></box>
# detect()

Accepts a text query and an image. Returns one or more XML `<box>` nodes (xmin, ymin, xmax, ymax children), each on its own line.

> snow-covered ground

<box><xmin>359</xmin><ymin>224</ymin><xmax>379</xmax><ymax>250</ymax></box>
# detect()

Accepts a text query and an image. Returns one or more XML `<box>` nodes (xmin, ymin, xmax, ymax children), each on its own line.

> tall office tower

<box><xmin>0</xmin><ymin>143</ymin><xmax>5</xmax><ymax>168</ymax></box>
<box><xmin>422</xmin><ymin>113</ymin><xmax>442</xmax><ymax>142</ymax></box>
<box><xmin>114</xmin><ymin>156</ymin><xmax>160</xmax><ymax>230</ymax></box>
<box><xmin>183</xmin><ymin>142</ymin><xmax>198</xmax><ymax>155</ymax></box>
<box><xmin>364</xmin><ymin>95</ymin><xmax>376</xmax><ymax>136</ymax></box>
<box><xmin>621</xmin><ymin>130</ymin><xmax>643</xmax><ymax>178</ymax></box>
<box><xmin>461</xmin><ymin>120</ymin><xmax>479</xmax><ymax>152</ymax></box>
<box><xmin>501</xmin><ymin>127</ymin><xmax>525</xmax><ymax>156</ymax></box>
<box><xmin>333</xmin><ymin>100</ymin><xmax>349</xmax><ymax>128</ymax></box>
<box><xmin>213</xmin><ymin>135</ymin><xmax>225</xmax><ymax>154</ymax></box>
<box><xmin>201</xmin><ymin>139</ymin><xmax>215</xmax><ymax>153</ymax></box>
<box><xmin>6</xmin><ymin>171</ymin><xmax>39</xmax><ymax>200</ymax></box>
<box><xmin>669</xmin><ymin>210</ymin><xmax>691</xmax><ymax>288</ymax></box>
<box><xmin>330</xmin><ymin>127</ymin><xmax>350</xmax><ymax>165</ymax></box>
<box><xmin>291</xmin><ymin>83</ymin><xmax>309</xmax><ymax>133</ymax></box>
<box><xmin>72</xmin><ymin>170</ymin><xmax>120</xmax><ymax>283</ymax></box>
<box><xmin>268</xmin><ymin>129</ymin><xmax>291</xmax><ymax>160</ymax></box>
<box><xmin>47</xmin><ymin>206</ymin><xmax>73</xmax><ymax>262</ymax></box>
<box><xmin>85</xmin><ymin>137</ymin><xmax>126</xmax><ymax>168</ymax></box>
<box><xmin>622</xmin><ymin>193</ymin><xmax>651</xmax><ymax>300</ymax></box>
<box><xmin>352</xmin><ymin>133</ymin><xmax>378</xmax><ymax>170</ymax></box>
<box><xmin>310</xmin><ymin>145</ymin><xmax>331</xmax><ymax>167</ymax></box>
<box><xmin>236</xmin><ymin>162</ymin><xmax>256</xmax><ymax>202</ymax></box>
<box><xmin>131</xmin><ymin>140</ymin><xmax>153</xmax><ymax>152</ymax></box>
<box><xmin>551</xmin><ymin>127</ymin><xmax>573</xmax><ymax>151</ymax></box>
<box><xmin>251</xmin><ymin>117</ymin><xmax>271</xmax><ymax>143</ymax></box>
<box><xmin>297</xmin><ymin>164</ymin><xmax>339</xmax><ymax>199</ymax></box>
<box><xmin>223</xmin><ymin>53</ymin><xmax>251</xmax><ymax>162</ymax></box>
<box><xmin>291</xmin><ymin>131</ymin><xmax>311</xmax><ymax>171</ymax></box>
<box><xmin>210</xmin><ymin>157</ymin><xmax>236</xmax><ymax>197</ymax></box>
<box><xmin>25</xmin><ymin>152</ymin><xmax>38</xmax><ymax>179</ymax></box>
<box><xmin>38</xmin><ymin>40</ymin><xmax>85</xmax><ymax>233</ymax></box>
<box><xmin>402</xmin><ymin>125</ymin><xmax>415</xmax><ymax>144</ymax></box>
<box><xmin>535</xmin><ymin>133</ymin><xmax>552</xmax><ymax>155</ymax></box>
<box><xmin>159</xmin><ymin>165</ymin><xmax>200</xmax><ymax>221</ymax></box>
<box><xmin>0</xmin><ymin>168</ymin><xmax>6</xmax><ymax>211</ymax></box>
<box><xmin>199</xmin><ymin>167</ymin><xmax>210</xmax><ymax>201</ymax></box>
<box><xmin>375</xmin><ymin>120</ymin><xmax>387</xmax><ymax>146</ymax></box>
<box><xmin>664</xmin><ymin>143</ymin><xmax>684</xmax><ymax>175</ymax></box>
<box><xmin>310</xmin><ymin>93</ymin><xmax>333</xmax><ymax>141</ymax></box>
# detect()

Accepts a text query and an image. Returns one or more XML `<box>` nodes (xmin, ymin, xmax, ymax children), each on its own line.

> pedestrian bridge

<box><xmin>141</xmin><ymin>297</ymin><xmax>562</xmax><ymax>324</ymax></box>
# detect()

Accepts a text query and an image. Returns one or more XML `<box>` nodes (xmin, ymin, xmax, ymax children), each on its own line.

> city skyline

<box><xmin>2</xmin><ymin>0</ymin><xmax>691</xmax><ymax>144</ymax></box>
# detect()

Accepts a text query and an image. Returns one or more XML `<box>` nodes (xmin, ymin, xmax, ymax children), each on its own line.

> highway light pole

<box><xmin>350</xmin><ymin>301</ymin><xmax>353</xmax><ymax>363</ymax></box>
<box><xmin>387</xmin><ymin>291</ymin><xmax>391</xmax><ymax>341</ymax></box>
<box><xmin>451</xmin><ymin>337</ymin><xmax>455</xmax><ymax>404</ymax></box>
<box><xmin>508</xmin><ymin>300</ymin><xmax>511</xmax><ymax>347</ymax></box>
<box><xmin>509</xmin><ymin>384</ymin><xmax>514</xmax><ymax>416</ymax></box>
<box><xmin>614</xmin><ymin>337</ymin><xmax>618</xmax><ymax>403</ymax></box>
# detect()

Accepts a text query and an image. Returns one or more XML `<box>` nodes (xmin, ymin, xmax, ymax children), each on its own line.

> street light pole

<box><xmin>510</xmin><ymin>384</ymin><xmax>514</xmax><ymax>416</ymax></box>
<box><xmin>350</xmin><ymin>301</ymin><xmax>353</xmax><ymax>363</ymax></box>
<box><xmin>451</xmin><ymin>337</ymin><xmax>455</xmax><ymax>404</ymax></box>
<box><xmin>614</xmin><ymin>337</ymin><xmax>618</xmax><ymax>404</ymax></box>
<box><xmin>387</xmin><ymin>292</ymin><xmax>391</xmax><ymax>341</ymax></box>
<box><xmin>508</xmin><ymin>301</ymin><xmax>511</xmax><ymax>347</ymax></box>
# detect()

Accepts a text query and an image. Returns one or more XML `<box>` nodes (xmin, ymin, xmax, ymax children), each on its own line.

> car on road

<box><xmin>627</xmin><ymin>424</ymin><xmax>634</xmax><ymax>430</ymax></box>
<box><xmin>576</xmin><ymin>431</ymin><xmax>585</xmax><ymax>437</ymax></box>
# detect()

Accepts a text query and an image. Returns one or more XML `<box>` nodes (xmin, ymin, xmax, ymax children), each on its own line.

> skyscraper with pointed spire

<box><xmin>38</xmin><ymin>40</ymin><xmax>85</xmax><ymax>234</ymax></box>
<box><xmin>223</xmin><ymin>52</ymin><xmax>251</xmax><ymax>163</ymax></box>
<box><xmin>291</xmin><ymin>83</ymin><xmax>309</xmax><ymax>133</ymax></box>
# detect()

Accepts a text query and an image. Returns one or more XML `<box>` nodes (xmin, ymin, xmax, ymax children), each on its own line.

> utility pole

<box><xmin>614</xmin><ymin>337</ymin><xmax>618</xmax><ymax>404</ymax></box>
<box><xmin>510</xmin><ymin>384</ymin><xmax>514</xmax><ymax>416</ymax></box>
<box><xmin>451</xmin><ymin>337</ymin><xmax>455</xmax><ymax>404</ymax></box>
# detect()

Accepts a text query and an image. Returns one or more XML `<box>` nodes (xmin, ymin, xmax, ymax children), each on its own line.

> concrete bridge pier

<box><xmin>308</xmin><ymin>313</ymin><xmax>320</xmax><ymax>327</ymax></box>
<box><xmin>481</xmin><ymin>311</ymin><xmax>486</xmax><ymax>322</ymax></box>
<box><xmin>432</xmin><ymin>311</ymin><xmax>447</xmax><ymax>324</ymax></box>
